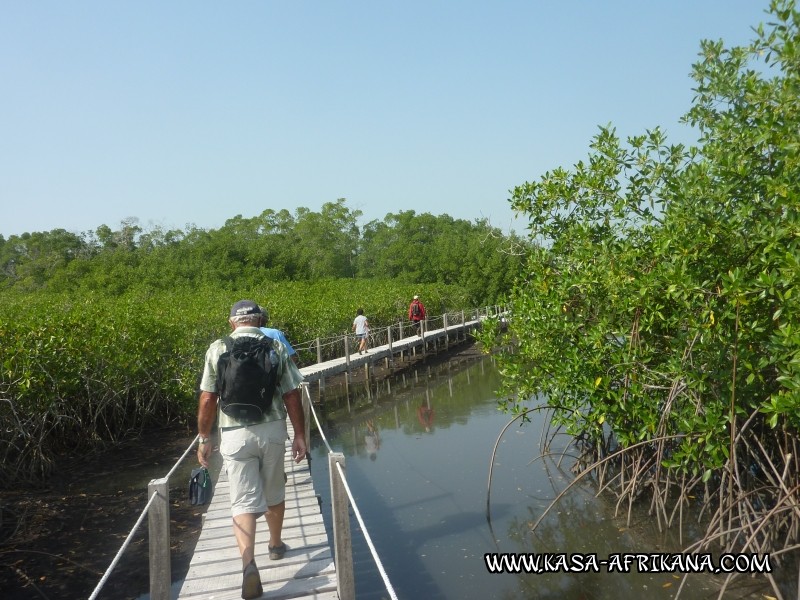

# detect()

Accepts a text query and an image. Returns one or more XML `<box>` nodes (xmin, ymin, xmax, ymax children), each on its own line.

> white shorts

<box><xmin>220</xmin><ymin>420</ymin><xmax>288</xmax><ymax>517</ymax></box>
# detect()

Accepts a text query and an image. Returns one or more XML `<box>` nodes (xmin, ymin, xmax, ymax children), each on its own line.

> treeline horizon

<box><xmin>0</xmin><ymin>198</ymin><xmax>528</xmax><ymax>306</ymax></box>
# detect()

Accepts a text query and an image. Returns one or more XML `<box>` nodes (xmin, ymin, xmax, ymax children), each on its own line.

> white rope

<box><xmin>303</xmin><ymin>384</ymin><xmax>334</xmax><ymax>454</ymax></box>
<box><xmin>166</xmin><ymin>435</ymin><xmax>200</xmax><ymax>480</ymax></box>
<box><xmin>304</xmin><ymin>384</ymin><xmax>396</xmax><ymax>597</ymax></box>
<box><xmin>90</xmin><ymin>435</ymin><xmax>198</xmax><ymax>598</ymax></box>
<box><xmin>88</xmin><ymin>490</ymin><xmax>161</xmax><ymax>600</ymax></box>
<box><xmin>334</xmin><ymin>461</ymin><xmax>399</xmax><ymax>600</ymax></box>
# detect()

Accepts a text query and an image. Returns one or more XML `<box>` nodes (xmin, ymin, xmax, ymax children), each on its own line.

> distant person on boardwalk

<box><xmin>352</xmin><ymin>308</ymin><xmax>369</xmax><ymax>354</ymax></box>
<box><xmin>196</xmin><ymin>299</ymin><xmax>306</xmax><ymax>600</ymax></box>
<box><xmin>408</xmin><ymin>295</ymin><xmax>426</xmax><ymax>335</ymax></box>
<box><xmin>259</xmin><ymin>305</ymin><xmax>299</xmax><ymax>365</ymax></box>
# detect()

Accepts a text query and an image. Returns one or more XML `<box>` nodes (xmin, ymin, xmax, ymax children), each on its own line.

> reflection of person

<box><xmin>196</xmin><ymin>300</ymin><xmax>306</xmax><ymax>600</ymax></box>
<box><xmin>259</xmin><ymin>305</ymin><xmax>299</xmax><ymax>365</ymax></box>
<box><xmin>352</xmin><ymin>308</ymin><xmax>369</xmax><ymax>354</ymax></box>
<box><xmin>364</xmin><ymin>419</ymin><xmax>381</xmax><ymax>461</ymax></box>
<box><xmin>408</xmin><ymin>295</ymin><xmax>426</xmax><ymax>335</ymax></box>
<box><xmin>417</xmin><ymin>402</ymin><xmax>435</xmax><ymax>433</ymax></box>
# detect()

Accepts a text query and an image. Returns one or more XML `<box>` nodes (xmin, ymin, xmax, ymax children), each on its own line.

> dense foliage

<box><xmin>0</xmin><ymin>199</ymin><xmax>525</xmax><ymax>307</ymax></box>
<box><xmin>0</xmin><ymin>279</ymin><xmax>471</xmax><ymax>486</ymax></box>
<box><xmin>0</xmin><ymin>200</ymin><xmax>523</xmax><ymax>486</ymax></box>
<box><xmin>485</xmin><ymin>1</ymin><xmax>799</xmax><ymax>594</ymax></box>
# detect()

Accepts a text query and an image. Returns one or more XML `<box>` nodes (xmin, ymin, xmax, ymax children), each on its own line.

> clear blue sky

<box><xmin>0</xmin><ymin>1</ymin><xmax>771</xmax><ymax>238</ymax></box>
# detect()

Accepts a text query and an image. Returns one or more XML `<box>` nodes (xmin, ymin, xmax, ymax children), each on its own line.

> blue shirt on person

<box><xmin>260</xmin><ymin>327</ymin><xmax>296</xmax><ymax>357</ymax></box>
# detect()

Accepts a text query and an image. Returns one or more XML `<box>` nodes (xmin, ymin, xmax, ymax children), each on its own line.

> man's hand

<box><xmin>292</xmin><ymin>434</ymin><xmax>307</xmax><ymax>463</ymax></box>
<box><xmin>197</xmin><ymin>440</ymin><xmax>212</xmax><ymax>468</ymax></box>
<box><xmin>197</xmin><ymin>390</ymin><xmax>218</xmax><ymax>468</ymax></box>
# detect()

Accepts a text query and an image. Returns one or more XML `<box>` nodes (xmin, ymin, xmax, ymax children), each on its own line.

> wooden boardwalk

<box><xmin>176</xmin><ymin>317</ymin><xmax>483</xmax><ymax>600</ymax></box>
<box><xmin>176</xmin><ymin>424</ymin><xmax>338</xmax><ymax>600</ymax></box>
<box><xmin>298</xmin><ymin>316</ymin><xmax>482</xmax><ymax>383</ymax></box>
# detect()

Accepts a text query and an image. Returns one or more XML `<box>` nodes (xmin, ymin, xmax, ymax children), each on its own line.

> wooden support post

<box><xmin>444</xmin><ymin>313</ymin><xmax>449</xmax><ymax>347</ymax></box>
<box><xmin>386</xmin><ymin>325</ymin><xmax>393</xmax><ymax>369</ymax></box>
<box><xmin>300</xmin><ymin>382</ymin><xmax>312</xmax><ymax>443</ymax></box>
<box><xmin>316</xmin><ymin>337</ymin><xmax>325</xmax><ymax>396</ymax></box>
<box><xmin>398</xmin><ymin>320</ymin><xmax>405</xmax><ymax>361</ymax></box>
<box><xmin>329</xmin><ymin>454</ymin><xmax>355</xmax><ymax>600</ymax></box>
<box><xmin>148</xmin><ymin>477</ymin><xmax>171</xmax><ymax>600</ymax></box>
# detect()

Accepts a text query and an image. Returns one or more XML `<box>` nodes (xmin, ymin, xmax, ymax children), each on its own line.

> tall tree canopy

<box><xmin>0</xmin><ymin>200</ymin><xmax>526</xmax><ymax>305</ymax></box>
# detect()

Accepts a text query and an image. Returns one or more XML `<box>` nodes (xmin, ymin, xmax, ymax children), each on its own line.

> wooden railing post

<box><xmin>329</xmin><ymin>453</ymin><xmax>355</xmax><ymax>600</ymax></box>
<box><xmin>398</xmin><ymin>320</ymin><xmax>405</xmax><ymax>361</ymax></box>
<box><xmin>148</xmin><ymin>477</ymin><xmax>171</xmax><ymax>600</ymax></box>
<box><xmin>300</xmin><ymin>382</ymin><xmax>312</xmax><ymax>443</ymax></box>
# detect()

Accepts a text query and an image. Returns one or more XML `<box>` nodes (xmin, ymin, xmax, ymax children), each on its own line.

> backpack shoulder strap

<box><xmin>222</xmin><ymin>336</ymin><xmax>234</xmax><ymax>351</ymax></box>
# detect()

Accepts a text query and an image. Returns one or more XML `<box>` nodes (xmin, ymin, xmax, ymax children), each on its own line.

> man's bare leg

<box><xmin>265</xmin><ymin>501</ymin><xmax>285</xmax><ymax>548</ymax></box>
<box><xmin>232</xmin><ymin>513</ymin><xmax>258</xmax><ymax>567</ymax></box>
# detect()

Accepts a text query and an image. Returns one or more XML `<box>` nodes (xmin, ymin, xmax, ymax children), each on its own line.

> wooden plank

<box><xmin>178</xmin><ymin>574</ymin><xmax>338</xmax><ymax>600</ymax></box>
<box><xmin>177</xmin><ymin>428</ymin><xmax>337</xmax><ymax>600</ymax></box>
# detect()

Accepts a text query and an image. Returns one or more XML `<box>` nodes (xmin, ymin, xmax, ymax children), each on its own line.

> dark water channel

<box><xmin>307</xmin><ymin>355</ymin><xmax>734</xmax><ymax>600</ymax></box>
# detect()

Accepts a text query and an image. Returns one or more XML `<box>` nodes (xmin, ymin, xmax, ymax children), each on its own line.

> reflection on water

<box><xmin>308</xmin><ymin>355</ymin><xmax>745</xmax><ymax>600</ymax></box>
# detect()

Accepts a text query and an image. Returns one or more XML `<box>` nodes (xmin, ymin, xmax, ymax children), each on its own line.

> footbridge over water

<box><xmin>92</xmin><ymin>306</ymin><xmax>506</xmax><ymax>600</ymax></box>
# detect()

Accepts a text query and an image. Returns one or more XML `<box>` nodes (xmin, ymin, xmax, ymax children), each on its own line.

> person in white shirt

<box><xmin>352</xmin><ymin>308</ymin><xmax>369</xmax><ymax>354</ymax></box>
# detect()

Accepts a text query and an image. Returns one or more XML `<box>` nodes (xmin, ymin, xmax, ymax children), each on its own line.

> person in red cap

<box><xmin>196</xmin><ymin>299</ymin><xmax>306</xmax><ymax>599</ymax></box>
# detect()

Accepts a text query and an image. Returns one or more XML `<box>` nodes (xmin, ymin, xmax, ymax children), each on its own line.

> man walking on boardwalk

<box><xmin>196</xmin><ymin>299</ymin><xmax>306</xmax><ymax>599</ymax></box>
<box><xmin>408</xmin><ymin>295</ymin><xmax>426</xmax><ymax>335</ymax></box>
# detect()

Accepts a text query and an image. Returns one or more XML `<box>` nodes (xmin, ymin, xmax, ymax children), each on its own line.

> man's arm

<box><xmin>196</xmin><ymin>390</ymin><xmax>218</xmax><ymax>467</ymax></box>
<box><xmin>282</xmin><ymin>388</ymin><xmax>307</xmax><ymax>463</ymax></box>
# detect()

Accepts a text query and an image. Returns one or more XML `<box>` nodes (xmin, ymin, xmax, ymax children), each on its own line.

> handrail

<box><xmin>166</xmin><ymin>434</ymin><xmax>200</xmax><ymax>480</ymax></box>
<box><xmin>303</xmin><ymin>383</ymin><xmax>399</xmax><ymax>600</ymax></box>
<box><xmin>88</xmin><ymin>490</ymin><xmax>161</xmax><ymax>600</ymax></box>
<box><xmin>333</xmin><ymin>461</ymin><xmax>399</xmax><ymax>600</ymax></box>
<box><xmin>292</xmin><ymin>304</ymin><xmax>502</xmax><ymax>363</ymax></box>
<box><xmin>88</xmin><ymin>434</ymin><xmax>200</xmax><ymax>599</ymax></box>
<box><xmin>304</xmin><ymin>382</ymin><xmax>334</xmax><ymax>455</ymax></box>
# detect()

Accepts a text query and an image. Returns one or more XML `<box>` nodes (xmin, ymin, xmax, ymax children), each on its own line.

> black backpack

<box><xmin>216</xmin><ymin>335</ymin><xmax>279</xmax><ymax>424</ymax></box>
<box><xmin>411</xmin><ymin>301</ymin><xmax>422</xmax><ymax>318</ymax></box>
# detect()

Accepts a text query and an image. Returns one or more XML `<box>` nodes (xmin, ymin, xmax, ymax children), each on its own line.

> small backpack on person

<box><xmin>216</xmin><ymin>335</ymin><xmax>279</xmax><ymax>424</ymax></box>
<box><xmin>411</xmin><ymin>301</ymin><xmax>422</xmax><ymax>318</ymax></box>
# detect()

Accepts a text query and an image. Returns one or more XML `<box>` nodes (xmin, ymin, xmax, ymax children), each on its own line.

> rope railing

<box><xmin>302</xmin><ymin>382</ymin><xmax>399</xmax><ymax>600</ymax></box>
<box><xmin>88</xmin><ymin>434</ymin><xmax>200</xmax><ymax>600</ymax></box>
<box><xmin>88</xmin><ymin>490</ymin><xmax>161</xmax><ymax>600</ymax></box>
<box><xmin>333</xmin><ymin>460</ymin><xmax>399</xmax><ymax>600</ymax></box>
<box><xmin>292</xmin><ymin>305</ymin><xmax>501</xmax><ymax>364</ymax></box>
